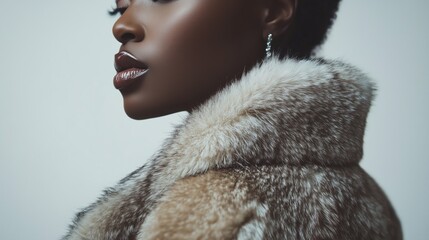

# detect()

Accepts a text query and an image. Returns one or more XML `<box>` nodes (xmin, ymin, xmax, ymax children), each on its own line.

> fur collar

<box><xmin>156</xmin><ymin>56</ymin><xmax>374</xmax><ymax>174</ymax></box>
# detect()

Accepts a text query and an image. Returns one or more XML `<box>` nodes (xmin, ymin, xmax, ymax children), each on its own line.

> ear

<box><xmin>262</xmin><ymin>0</ymin><xmax>297</xmax><ymax>39</ymax></box>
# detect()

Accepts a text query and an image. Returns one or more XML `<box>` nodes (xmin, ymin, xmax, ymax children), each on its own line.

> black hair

<box><xmin>276</xmin><ymin>0</ymin><xmax>342</xmax><ymax>59</ymax></box>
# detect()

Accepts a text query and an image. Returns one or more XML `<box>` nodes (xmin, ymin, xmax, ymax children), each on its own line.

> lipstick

<box><xmin>113</xmin><ymin>51</ymin><xmax>149</xmax><ymax>90</ymax></box>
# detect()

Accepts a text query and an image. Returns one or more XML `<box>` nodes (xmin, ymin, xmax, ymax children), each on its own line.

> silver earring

<box><xmin>265</xmin><ymin>33</ymin><xmax>273</xmax><ymax>59</ymax></box>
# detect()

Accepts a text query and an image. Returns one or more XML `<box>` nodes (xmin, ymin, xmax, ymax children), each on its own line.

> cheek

<box><xmin>157</xmin><ymin>0</ymin><xmax>262</xmax><ymax>63</ymax></box>
<box><xmin>151</xmin><ymin>0</ymin><xmax>264</xmax><ymax>100</ymax></box>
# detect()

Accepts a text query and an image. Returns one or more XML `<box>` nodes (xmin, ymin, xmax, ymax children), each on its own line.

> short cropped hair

<box><xmin>275</xmin><ymin>0</ymin><xmax>342</xmax><ymax>59</ymax></box>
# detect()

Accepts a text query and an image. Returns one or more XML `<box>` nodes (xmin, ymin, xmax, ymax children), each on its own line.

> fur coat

<box><xmin>62</xmin><ymin>56</ymin><xmax>402</xmax><ymax>240</ymax></box>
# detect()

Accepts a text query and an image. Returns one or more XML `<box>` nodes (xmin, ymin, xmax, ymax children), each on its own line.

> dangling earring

<box><xmin>265</xmin><ymin>33</ymin><xmax>273</xmax><ymax>60</ymax></box>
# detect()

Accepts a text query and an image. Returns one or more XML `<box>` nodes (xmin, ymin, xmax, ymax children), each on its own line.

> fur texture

<box><xmin>62</xmin><ymin>56</ymin><xmax>402</xmax><ymax>240</ymax></box>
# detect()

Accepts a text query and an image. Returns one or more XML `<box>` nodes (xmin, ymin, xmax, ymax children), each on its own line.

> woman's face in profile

<box><xmin>112</xmin><ymin>0</ymin><xmax>266</xmax><ymax>119</ymax></box>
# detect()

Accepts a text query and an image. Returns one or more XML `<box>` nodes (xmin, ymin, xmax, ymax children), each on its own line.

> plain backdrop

<box><xmin>0</xmin><ymin>0</ymin><xmax>428</xmax><ymax>239</ymax></box>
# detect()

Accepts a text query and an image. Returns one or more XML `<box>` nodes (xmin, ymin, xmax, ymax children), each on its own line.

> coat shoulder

<box><xmin>137</xmin><ymin>165</ymin><xmax>402</xmax><ymax>240</ymax></box>
<box><xmin>137</xmin><ymin>169</ymin><xmax>267</xmax><ymax>240</ymax></box>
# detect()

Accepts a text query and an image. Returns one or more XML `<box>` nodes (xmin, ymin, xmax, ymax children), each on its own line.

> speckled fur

<box><xmin>62</xmin><ymin>56</ymin><xmax>402</xmax><ymax>240</ymax></box>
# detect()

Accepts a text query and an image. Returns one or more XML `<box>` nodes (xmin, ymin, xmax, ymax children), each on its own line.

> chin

<box><xmin>123</xmin><ymin>101</ymin><xmax>183</xmax><ymax>120</ymax></box>
<box><xmin>122</xmin><ymin>100</ymin><xmax>149</xmax><ymax>120</ymax></box>
<box><xmin>121</xmin><ymin>93</ymin><xmax>155</xmax><ymax>120</ymax></box>
<box><xmin>124</xmin><ymin>110</ymin><xmax>146</xmax><ymax>120</ymax></box>
<box><xmin>124</xmin><ymin>105</ymin><xmax>158</xmax><ymax>120</ymax></box>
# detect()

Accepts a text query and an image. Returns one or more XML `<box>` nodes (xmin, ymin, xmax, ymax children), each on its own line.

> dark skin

<box><xmin>112</xmin><ymin>0</ymin><xmax>296</xmax><ymax>120</ymax></box>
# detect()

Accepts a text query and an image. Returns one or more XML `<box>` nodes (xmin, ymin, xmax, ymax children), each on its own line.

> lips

<box><xmin>113</xmin><ymin>51</ymin><xmax>149</xmax><ymax>90</ymax></box>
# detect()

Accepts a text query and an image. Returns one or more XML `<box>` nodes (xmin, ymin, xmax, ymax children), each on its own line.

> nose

<box><xmin>112</xmin><ymin>12</ymin><xmax>145</xmax><ymax>44</ymax></box>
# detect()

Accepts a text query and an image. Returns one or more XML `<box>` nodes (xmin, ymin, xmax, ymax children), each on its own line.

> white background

<box><xmin>0</xmin><ymin>0</ymin><xmax>428</xmax><ymax>239</ymax></box>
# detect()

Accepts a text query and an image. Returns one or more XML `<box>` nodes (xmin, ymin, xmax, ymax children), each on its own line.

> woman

<box><xmin>62</xmin><ymin>0</ymin><xmax>402</xmax><ymax>239</ymax></box>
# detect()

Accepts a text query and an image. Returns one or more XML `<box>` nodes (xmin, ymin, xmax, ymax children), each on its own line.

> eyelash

<box><xmin>108</xmin><ymin>7</ymin><xmax>127</xmax><ymax>16</ymax></box>
<box><xmin>108</xmin><ymin>0</ymin><xmax>166</xmax><ymax>16</ymax></box>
